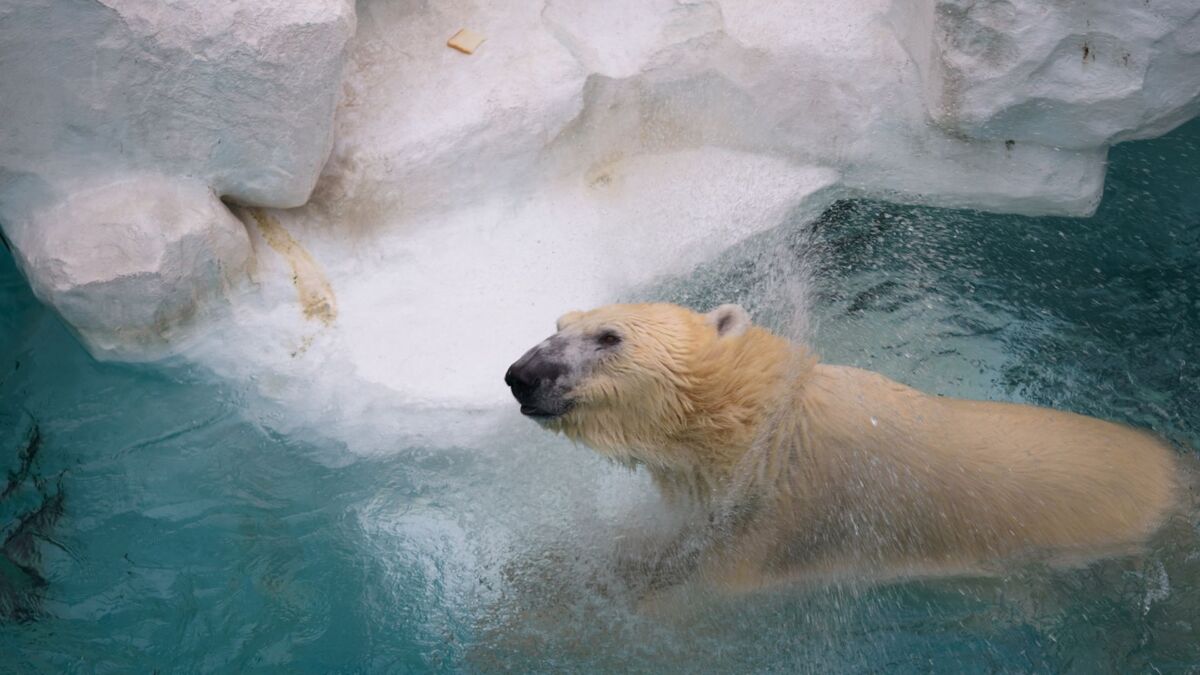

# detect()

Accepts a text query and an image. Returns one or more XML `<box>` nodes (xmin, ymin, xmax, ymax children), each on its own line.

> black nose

<box><xmin>504</xmin><ymin>364</ymin><xmax>528</xmax><ymax>398</ymax></box>
<box><xmin>505</xmin><ymin>353</ymin><xmax>565</xmax><ymax>404</ymax></box>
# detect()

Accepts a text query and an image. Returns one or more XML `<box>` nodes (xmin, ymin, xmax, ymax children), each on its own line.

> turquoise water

<box><xmin>3</xmin><ymin>120</ymin><xmax>1200</xmax><ymax>672</ymax></box>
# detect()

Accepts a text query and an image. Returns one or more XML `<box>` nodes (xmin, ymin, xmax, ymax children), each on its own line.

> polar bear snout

<box><xmin>505</xmin><ymin>343</ymin><xmax>574</xmax><ymax>419</ymax></box>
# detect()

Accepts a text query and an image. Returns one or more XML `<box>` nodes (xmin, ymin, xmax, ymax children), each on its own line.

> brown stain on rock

<box><xmin>244</xmin><ymin>208</ymin><xmax>337</xmax><ymax>327</ymax></box>
<box><xmin>585</xmin><ymin>152</ymin><xmax>625</xmax><ymax>190</ymax></box>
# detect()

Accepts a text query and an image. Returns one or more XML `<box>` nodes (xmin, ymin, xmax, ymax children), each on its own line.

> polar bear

<box><xmin>504</xmin><ymin>302</ymin><xmax>1181</xmax><ymax>588</ymax></box>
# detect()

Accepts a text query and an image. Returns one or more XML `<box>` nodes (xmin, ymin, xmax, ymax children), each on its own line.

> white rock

<box><xmin>318</xmin><ymin>1</ymin><xmax>586</xmax><ymax>222</ymax></box>
<box><xmin>5</xmin><ymin>174</ymin><xmax>250</xmax><ymax>360</ymax></box>
<box><xmin>0</xmin><ymin>0</ymin><xmax>354</xmax><ymax>358</ymax></box>
<box><xmin>0</xmin><ymin>0</ymin><xmax>355</xmax><ymax>208</ymax></box>
<box><xmin>919</xmin><ymin>0</ymin><xmax>1200</xmax><ymax>149</ymax></box>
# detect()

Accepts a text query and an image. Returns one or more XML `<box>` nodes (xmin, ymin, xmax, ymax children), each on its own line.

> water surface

<box><xmin>3</xmin><ymin>120</ymin><xmax>1199</xmax><ymax>672</ymax></box>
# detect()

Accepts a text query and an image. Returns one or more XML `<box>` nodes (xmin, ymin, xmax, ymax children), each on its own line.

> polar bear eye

<box><xmin>597</xmin><ymin>331</ymin><xmax>621</xmax><ymax>347</ymax></box>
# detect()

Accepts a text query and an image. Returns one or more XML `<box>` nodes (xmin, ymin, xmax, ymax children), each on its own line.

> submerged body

<box><xmin>505</xmin><ymin>303</ymin><xmax>1180</xmax><ymax>588</ymax></box>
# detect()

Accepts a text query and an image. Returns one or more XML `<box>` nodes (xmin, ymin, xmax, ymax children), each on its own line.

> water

<box><xmin>3</xmin><ymin>120</ymin><xmax>1199</xmax><ymax>672</ymax></box>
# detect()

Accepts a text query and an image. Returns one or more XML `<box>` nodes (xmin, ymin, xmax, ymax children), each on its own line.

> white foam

<box><xmin>181</xmin><ymin>149</ymin><xmax>837</xmax><ymax>453</ymax></box>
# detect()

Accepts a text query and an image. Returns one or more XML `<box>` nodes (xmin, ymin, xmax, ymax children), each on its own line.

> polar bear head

<box><xmin>505</xmin><ymin>303</ymin><xmax>792</xmax><ymax>471</ymax></box>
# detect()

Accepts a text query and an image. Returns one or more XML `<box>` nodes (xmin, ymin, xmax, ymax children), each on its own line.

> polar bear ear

<box><xmin>704</xmin><ymin>304</ymin><xmax>751</xmax><ymax>338</ymax></box>
<box><xmin>556</xmin><ymin>310</ymin><xmax>584</xmax><ymax>331</ymax></box>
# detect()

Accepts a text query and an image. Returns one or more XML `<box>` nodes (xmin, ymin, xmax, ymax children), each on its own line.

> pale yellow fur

<box><xmin>545</xmin><ymin>303</ymin><xmax>1180</xmax><ymax>587</ymax></box>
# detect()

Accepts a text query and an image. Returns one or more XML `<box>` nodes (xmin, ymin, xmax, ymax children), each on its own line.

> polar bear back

<box><xmin>776</xmin><ymin>364</ymin><xmax>1179</xmax><ymax>568</ymax></box>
